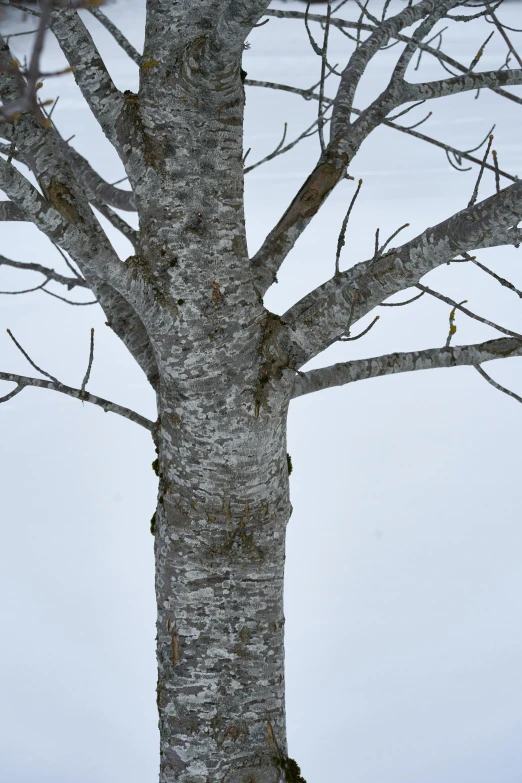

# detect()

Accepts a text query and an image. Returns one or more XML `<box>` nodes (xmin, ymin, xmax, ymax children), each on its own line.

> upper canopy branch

<box><xmin>88</xmin><ymin>5</ymin><xmax>142</xmax><ymax>66</ymax></box>
<box><xmin>63</xmin><ymin>144</ymin><xmax>136</xmax><ymax>212</ymax></box>
<box><xmin>405</xmin><ymin>67</ymin><xmax>522</xmax><ymax>102</ymax></box>
<box><xmin>250</xmin><ymin>1</ymin><xmax>482</xmax><ymax>295</ymax></box>
<box><xmin>45</xmin><ymin>1</ymin><xmax>127</xmax><ymax>153</ymax></box>
<box><xmin>329</xmin><ymin>0</ymin><xmax>459</xmax><ymax>141</ymax></box>
<box><xmin>281</xmin><ymin>178</ymin><xmax>522</xmax><ymax>368</ymax></box>
<box><xmin>245</xmin><ymin>79</ymin><xmax>518</xmax><ymax>184</ymax></box>
<box><xmin>0</xmin><ymin>140</ymin><xmax>136</xmax><ymax>213</ymax></box>
<box><xmin>264</xmin><ymin>8</ymin><xmax>522</xmax><ymax>109</ymax></box>
<box><xmin>0</xmin><ymin>30</ymin><xmax>136</xmax><ymax>252</ymax></box>
<box><xmin>251</xmin><ymin>0</ymin><xmax>522</xmax><ymax>296</ymax></box>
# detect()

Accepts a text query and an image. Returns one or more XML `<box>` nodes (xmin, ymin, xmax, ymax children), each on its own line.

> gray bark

<box><xmin>1</xmin><ymin>1</ymin><xmax>522</xmax><ymax>780</ymax></box>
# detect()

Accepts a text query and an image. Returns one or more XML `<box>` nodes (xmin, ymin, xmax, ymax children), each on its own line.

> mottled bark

<box><xmin>153</xmin><ymin>373</ymin><xmax>292</xmax><ymax>782</ymax></box>
<box><xmin>2</xmin><ymin>2</ymin><xmax>522</xmax><ymax>781</ymax></box>
<box><xmin>129</xmin><ymin>12</ymin><xmax>293</xmax><ymax>779</ymax></box>
<box><xmin>293</xmin><ymin>337</ymin><xmax>522</xmax><ymax>398</ymax></box>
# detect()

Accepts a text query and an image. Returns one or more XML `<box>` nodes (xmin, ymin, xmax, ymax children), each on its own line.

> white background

<box><xmin>1</xmin><ymin>2</ymin><xmax>521</xmax><ymax>781</ymax></box>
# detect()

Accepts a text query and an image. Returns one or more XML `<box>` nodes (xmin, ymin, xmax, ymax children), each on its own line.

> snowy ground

<box><xmin>1</xmin><ymin>2</ymin><xmax>522</xmax><ymax>782</ymax></box>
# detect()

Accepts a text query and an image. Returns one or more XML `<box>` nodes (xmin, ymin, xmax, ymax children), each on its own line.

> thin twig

<box><xmin>485</xmin><ymin>4</ymin><xmax>522</xmax><ymax>68</ymax></box>
<box><xmin>416</xmin><ymin>284</ymin><xmax>522</xmax><ymax>341</ymax></box>
<box><xmin>377</xmin><ymin>223</ymin><xmax>410</xmax><ymax>258</ymax></box>
<box><xmin>0</xmin><ymin>276</ymin><xmax>50</xmax><ymax>295</ymax></box>
<box><xmin>492</xmin><ymin>149</ymin><xmax>501</xmax><ymax>195</ymax></box>
<box><xmin>81</xmin><ymin>328</ymin><xmax>95</xmax><ymax>396</ymax></box>
<box><xmin>318</xmin><ymin>1</ymin><xmax>332</xmax><ymax>152</ymax></box>
<box><xmin>244</xmin><ymin>113</ymin><xmax>329</xmax><ymax>174</ymax></box>
<box><xmin>469</xmin><ymin>256</ymin><xmax>522</xmax><ymax>299</ymax></box>
<box><xmin>335</xmin><ymin>178</ymin><xmax>363</xmax><ymax>277</ymax></box>
<box><xmin>48</xmin><ymin>95</ymin><xmax>59</xmax><ymax>119</ymax></box>
<box><xmin>467</xmin><ymin>30</ymin><xmax>495</xmax><ymax>73</ymax></box>
<box><xmin>355</xmin><ymin>0</ymin><xmax>370</xmax><ymax>49</ymax></box>
<box><xmin>380</xmin><ymin>291</ymin><xmax>425</xmax><ymax>307</ymax></box>
<box><xmin>42</xmin><ymin>288</ymin><xmax>97</xmax><ymax>306</ymax></box>
<box><xmin>0</xmin><ymin>371</ymin><xmax>154</xmax><ymax>430</ymax></box>
<box><xmin>304</xmin><ymin>0</ymin><xmax>323</xmax><ymax>57</ymax></box>
<box><xmin>446</xmin><ymin>300</ymin><xmax>468</xmax><ymax>347</ymax></box>
<box><xmin>52</xmin><ymin>243</ymin><xmax>84</xmax><ymax>280</ymax></box>
<box><xmin>338</xmin><ymin>315</ymin><xmax>380</xmax><ymax>342</ymax></box>
<box><xmin>468</xmin><ymin>134</ymin><xmax>494</xmax><ymax>207</ymax></box>
<box><xmin>399</xmin><ymin>111</ymin><xmax>432</xmax><ymax>131</ymax></box>
<box><xmin>6</xmin><ymin>328</ymin><xmax>59</xmax><ymax>383</ymax></box>
<box><xmin>387</xmin><ymin>100</ymin><xmax>427</xmax><ymax>123</ymax></box>
<box><xmin>475</xmin><ymin>364</ymin><xmax>522</xmax><ymax>406</ymax></box>
<box><xmin>0</xmin><ymin>383</ymin><xmax>23</xmax><ymax>404</ymax></box>
<box><xmin>0</xmin><ymin>254</ymin><xmax>86</xmax><ymax>288</ymax></box>
<box><xmin>373</xmin><ymin>228</ymin><xmax>380</xmax><ymax>260</ymax></box>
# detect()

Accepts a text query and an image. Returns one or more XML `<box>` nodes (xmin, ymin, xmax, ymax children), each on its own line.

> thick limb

<box><xmin>282</xmin><ymin>180</ymin><xmax>522</xmax><ymax>367</ymax></box>
<box><xmin>406</xmin><ymin>68</ymin><xmax>522</xmax><ymax>103</ymax></box>
<box><xmin>0</xmin><ymin>154</ymin><xmax>130</xmax><ymax>296</ymax></box>
<box><xmin>0</xmin><ymin>158</ymin><xmax>158</xmax><ymax>385</ymax></box>
<box><xmin>292</xmin><ymin>337</ymin><xmax>522</xmax><ymax>398</ymax></box>
<box><xmin>45</xmin><ymin>1</ymin><xmax>127</xmax><ymax>152</ymax></box>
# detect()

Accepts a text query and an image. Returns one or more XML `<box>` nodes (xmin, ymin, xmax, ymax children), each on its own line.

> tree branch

<box><xmin>282</xmin><ymin>179</ymin><xmax>522</xmax><ymax>367</ymax></box>
<box><xmin>0</xmin><ymin>371</ymin><xmax>155</xmax><ymax>430</ymax></box>
<box><xmin>0</xmin><ymin>149</ymin><xmax>156</xmax><ymax>387</ymax></box>
<box><xmin>62</xmin><ymin>143</ymin><xmax>136</xmax><ymax>212</ymax></box>
<box><xmin>0</xmin><ymin>31</ymin><xmax>136</xmax><ymax>260</ymax></box>
<box><xmin>406</xmin><ymin>67</ymin><xmax>522</xmax><ymax>103</ymax></box>
<box><xmin>292</xmin><ymin>336</ymin><xmax>522</xmax><ymax>398</ymax></box>
<box><xmin>475</xmin><ymin>363</ymin><xmax>522</xmax><ymax>406</ymax></box>
<box><xmin>261</xmin><ymin>11</ymin><xmax>522</xmax><ymax>109</ymax></box>
<box><xmin>245</xmin><ymin>80</ymin><xmax>518</xmax><ymax>183</ymax></box>
<box><xmin>88</xmin><ymin>5</ymin><xmax>141</xmax><ymax>65</ymax></box>
<box><xmin>330</xmin><ymin>0</ymin><xmax>458</xmax><ymax>140</ymax></box>
<box><xmin>89</xmin><ymin>195</ymin><xmax>138</xmax><ymax>248</ymax></box>
<box><xmin>0</xmin><ymin>154</ymin><xmax>131</xmax><ymax>298</ymax></box>
<box><xmin>46</xmin><ymin>1</ymin><xmax>126</xmax><ymax>150</ymax></box>
<box><xmin>416</xmin><ymin>282</ymin><xmax>522</xmax><ymax>340</ymax></box>
<box><xmin>250</xmin><ymin>1</ymin><xmax>471</xmax><ymax>295</ymax></box>
<box><xmin>0</xmin><ymin>139</ymin><xmax>137</xmax><ymax>213</ymax></box>
<box><xmin>0</xmin><ymin>253</ymin><xmax>88</xmax><ymax>289</ymax></box>
<box><xmin>0</xmin><ymin>0</ymin><xmax>53</xmax><ymax>121</ymax></box>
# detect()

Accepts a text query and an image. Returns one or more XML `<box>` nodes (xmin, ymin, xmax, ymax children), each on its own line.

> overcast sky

<box><xmin>1</xmin><ymin>2</ymin><xmax>522</xmax><ymax>782</ymax></box>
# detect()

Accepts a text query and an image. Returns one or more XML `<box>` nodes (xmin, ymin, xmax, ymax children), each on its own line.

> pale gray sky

<box><xmin>1</xmin><ymin>2</ymin><xmax>521</xmax><ymax>782</ymax></box>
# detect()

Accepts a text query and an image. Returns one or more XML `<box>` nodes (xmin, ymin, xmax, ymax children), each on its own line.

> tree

<box><xmin>1</xmin><ymin>1</ymin><xmax>521</xmax><ymax>781</ymax></box>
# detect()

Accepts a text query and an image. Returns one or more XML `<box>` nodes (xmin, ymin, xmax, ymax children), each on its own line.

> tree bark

<box><xmin>126</xmin><ymin>25</ymin><xmax>296</xmax><ymax>780</ymax></box>
<box><xmin>153</xmin><ymin>372</ymin><xmax>293</xmax><ymax>782</ymax></box>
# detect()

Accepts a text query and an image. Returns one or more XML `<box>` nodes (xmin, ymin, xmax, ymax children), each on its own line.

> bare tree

<box><xmin>1</xmin><ymin>1</ymin><xmax>521</xmax><ymax>781</ymax></box>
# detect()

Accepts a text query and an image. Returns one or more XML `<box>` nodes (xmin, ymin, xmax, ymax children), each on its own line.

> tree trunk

<box><xmin>121</xmin><ymin>24</ymin><xmax>299</xmax><ymax>781</ymax></box>
<box><xmin>153</xmin><ymin>375</ymin><xmax>293</xmax><ymax>782</ymax></box>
